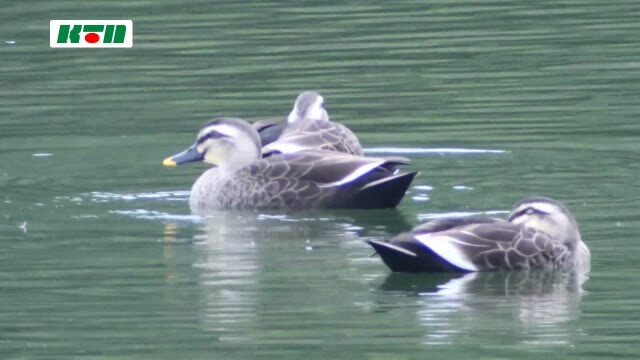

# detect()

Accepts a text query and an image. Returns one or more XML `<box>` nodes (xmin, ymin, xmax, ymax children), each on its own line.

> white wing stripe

<box><xmin>373</xmin><ymin>241</ymin><xmax>417</xmax><ymax>257</ymax></box>
<box><xmin>414</xmin><ymin>234</ymin><xmax>478</xmax><ymax>271</ymax></box>
<box><xmin>262</xmin><ymin>142</ymin><xmax>308</xmax><ymax>154</ymax></box>
<box><xmin>318</xmin><ymin>161</ymin><xmax>383</xmax><ymax>188</ymax></box>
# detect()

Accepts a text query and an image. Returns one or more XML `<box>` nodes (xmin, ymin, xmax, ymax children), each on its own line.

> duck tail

<box><xmin>366</xmin><ymin>239</ymin><xmax>470</xmax><ymax>273</ymax></box>
<box><xmin>351</xmin><ymin>171</ymin><xmax>418</xmax><ymax>209</ymax></box>
<box><xmin>366</xmin><ymin>239</ymin><xmax>425</xmax><ymax>272</ymax></box>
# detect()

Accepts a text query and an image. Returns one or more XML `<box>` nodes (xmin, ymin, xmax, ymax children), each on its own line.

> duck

<box><xmin>258</xmin><ymin>91</ymin><xmax>364</xmax><ymax>156</ymax></box>
<box><xmin>366</xmin><ymin>197</ymin><xmax>591</xmax><ymax>273</ymax></box>
<box><xmin>163</xmin><ymin>117</ymin><xmax>417</xmax><ymax>212</ymax></box>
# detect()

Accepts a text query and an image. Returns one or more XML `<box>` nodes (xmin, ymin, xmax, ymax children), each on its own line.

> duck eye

<box><xmin>320</xmin><ymin>102</ymin><xmax>326</xmax><ymax>109</ymax></box>
<box><xmin>508</xmin><ymin>207</ymin><xmax>539</xmax><ymax>222</ymax></box>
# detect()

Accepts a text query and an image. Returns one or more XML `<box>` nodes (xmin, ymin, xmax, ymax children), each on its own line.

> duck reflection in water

<box><xmin>378</xmin><ymin>270</ymin><xmax>588</xmax><ymax>346</ymax></box>
<box><xmin>173</xmin><ymin>210</ymin><xmax>408</xmax><ymax>342</ymax></box>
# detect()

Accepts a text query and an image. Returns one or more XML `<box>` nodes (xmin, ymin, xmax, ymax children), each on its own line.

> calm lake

<box><xmin>2</xmin><ymin>0</ymin><xmax>639</xmax><ymax>359</ymax></box>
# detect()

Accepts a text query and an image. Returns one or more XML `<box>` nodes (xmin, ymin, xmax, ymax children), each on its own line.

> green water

<box><xmin>2</xmin><ymin>0</ymin><xmax>639</xmax><ymax>358</ymax></box>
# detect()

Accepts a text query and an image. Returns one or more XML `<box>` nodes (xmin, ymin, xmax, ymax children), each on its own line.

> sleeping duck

<box><xmin>254</xmin><ymin>91</ymin><xmax>363</xmax><ymax>156</ymax></box>
<box><xmin>367</xmin><ymin>197</ymin><xmax>591</xmax><ymax>273</ymax></box>
<box><xmin>163</xmin><ymin>118</ymin><xmax>416</xmax><ymax>212</ymax></box>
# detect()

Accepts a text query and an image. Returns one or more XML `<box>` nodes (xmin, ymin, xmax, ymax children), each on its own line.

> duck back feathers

<box><xmin>262</xmin><ymin>118</ymin><xmax>363</xmax><ymax>156</ymax></box>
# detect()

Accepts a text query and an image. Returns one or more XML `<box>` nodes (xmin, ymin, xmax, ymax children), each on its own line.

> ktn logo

<box><xmin>50</xmin><ymin>20</ymin><xmax>133</xmax><ymax>48</ymax></box>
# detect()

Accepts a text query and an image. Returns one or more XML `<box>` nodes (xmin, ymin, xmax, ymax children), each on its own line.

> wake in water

<box><xmin>89</xmin><ymin>190</ymin><xmax>190</xmax><ymax>202</ymax></box>
<box><xmin>364</xmin><ymin>147</ymin><xmax>507</xmax><ymax>155</ymax></box>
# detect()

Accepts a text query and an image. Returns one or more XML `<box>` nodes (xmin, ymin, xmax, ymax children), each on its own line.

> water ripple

<box><xmin>365</xmin><ymin>147</ymin><xmax>508</xmax><ymax>155</ymax></box>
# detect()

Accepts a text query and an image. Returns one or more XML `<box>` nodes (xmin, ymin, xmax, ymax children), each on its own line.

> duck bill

<box><xmin>163</xmin><ymin>143</ymin><xmax>203</xmax><ymax>167</ymax></box>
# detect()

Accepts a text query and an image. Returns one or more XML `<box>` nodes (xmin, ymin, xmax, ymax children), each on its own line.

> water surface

<box><xmin>2</xmin><ymin>0</ymin><xmax>639</xmax><ymax>359</ymax></box>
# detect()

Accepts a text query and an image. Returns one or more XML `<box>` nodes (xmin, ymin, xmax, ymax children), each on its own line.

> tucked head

<box><xmin>508</xmin><ymin>196</ymin><xmax>581</xmax><ymax>244</ymax></box>
<box><xmin>287</xmin><ymin>91</ymin><xmax>328</xmax><ymax>124</ymax></box>
<box><xmin>163</xmin><ymin>118</ymin><xmax>261</xmax><ymax>172</ymax></box>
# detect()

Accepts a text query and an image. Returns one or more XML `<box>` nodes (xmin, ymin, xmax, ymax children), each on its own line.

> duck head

<box><xmin>163</xmin><ymin>118</ymin><xmax>261</xmax><ymax>173</ymax></box>
<box><xmin>508</xmin><ymin>197</ymin><xmax>582</xmax><ymax>246</ymax></box>
<box><xmin>287</xmin><ymin>91</ymin><xmax>328</xmax><ymax>124</ymax></box>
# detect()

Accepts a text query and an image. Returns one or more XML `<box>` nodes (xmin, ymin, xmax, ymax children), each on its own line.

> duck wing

<box><xmin>262</xmin><ymin>119</ymin><xmax>363</xmax><ymax>156</ymax></box>
<box><xmin>288</xmin><ymin>150</ymin><xmax>408</xmax><ymax>186</ymax></box>
<box><xmin>220</xmin><ymin>151</ymin><xmax>415</xmax><ymax>210</ymax></box>
<box><xmin>288</xmin><ymin>151</ymin><xmax>416</xmax><ymax>208</ymax></box>
<box><xmin>330</xmin><ymin>122</ymin><xmax>363</xmax><ymax>155</ymax></box>
<box><xmin>368</xmin><ymin>221</ymin><xmax>572</xmax><ymax>273</ymax></box>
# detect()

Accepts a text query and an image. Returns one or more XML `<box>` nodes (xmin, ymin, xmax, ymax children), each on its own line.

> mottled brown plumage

<box><xmin>189</xmin><ymin>150</ymin><xmax>414</xmax><ymax>211</ymax></box>
<box><xmin>367</xmin><ymin>198</ymin><xmax>591</xmax><ymax>273</ymax></box>
<box><xmin>163</xmin><ymin>118</ymin><xmax>416</xmax><ymax>213</ymax></box>
<box><xmin>261</xmin><ymin>91</ymin><xmax>363</xmax><ymax>156</ymax></box>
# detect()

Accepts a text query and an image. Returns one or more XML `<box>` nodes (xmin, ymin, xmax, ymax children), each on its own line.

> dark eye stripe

<box><xmin>508</xmin><ymin>207</ymin><xmax>549</xmax><ymax>221</ymax></box>
<box><xmin>531</xmin><ymin>207</ymin><xmax>549</xmax><ymax>216</ymax></box>
<box><xmin>508</xmin><ymin>209</ymin><xmax>526</xmax><ymax>221</ymax></box>
<box><xmin>197</xmin><ymin>130</ymin><xmax>227</xmax><ymax>144</ymax></box>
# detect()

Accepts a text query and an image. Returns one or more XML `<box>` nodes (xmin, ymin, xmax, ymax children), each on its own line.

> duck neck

<box><xmin>217</xmin><ymin>138</ymin><xmax>260</xmax><ymax>174</ymax></box>
<box><xmin>287</xmin><ymin>108</ymin><xmax>329</xmax><ymax>128</ymax></box>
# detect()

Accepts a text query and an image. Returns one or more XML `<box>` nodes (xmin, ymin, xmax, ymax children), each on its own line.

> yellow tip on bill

<box><xmin>163</xmin><ymin>157</ymin><xmax>177</xmax><ymax>167</ymax></box>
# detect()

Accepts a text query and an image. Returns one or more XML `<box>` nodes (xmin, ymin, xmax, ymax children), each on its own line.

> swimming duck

<box><xmin>366</xmin><ymin>197</ymin><xmax>590</xmax><ymax>273</ymax></box>
<box><xmin>163</xmin><ymin>118</ymin><xmax>417</xmax><ymax>212</ymax></box>
<box><xmin>259</xmin><ymin>91</ymin><xmax>364</xmax><ymax>156</ymax></box>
